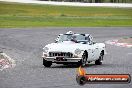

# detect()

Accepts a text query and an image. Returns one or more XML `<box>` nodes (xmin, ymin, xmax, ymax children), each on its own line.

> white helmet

<box><xmin>66</xmin><ymin>31</ymin><xmax>74</xmax><ymax>34</ymax></box>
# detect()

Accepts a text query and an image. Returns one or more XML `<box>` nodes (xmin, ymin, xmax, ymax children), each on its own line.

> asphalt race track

<box><xmin>0</xmin><ymin>27</ymin><xmax>132</xmax><ymax>88</ymax></box>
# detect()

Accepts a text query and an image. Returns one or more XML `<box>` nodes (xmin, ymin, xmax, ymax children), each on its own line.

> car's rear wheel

<box><xmin>95</xmin><ymin>52</ymin><xmax>103</xmax><ymax>65</ymax></box>
<box><xmin>43</xmin><ymin>59</ymin><xmax>52</xmax><ymax>67</ymax></box>
<box><xmin>78</xmin><ymin>51</ymin><xmax>87</xmax><ymax>67</ymax></box>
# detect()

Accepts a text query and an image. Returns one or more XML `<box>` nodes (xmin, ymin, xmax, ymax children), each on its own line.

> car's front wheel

<box><xmin>43</xmin><ymin>59</ymin><xmax>52</xmax><ymax>67</ymax></box>
<box><xmin>95</xmin><ymin>52</ymin><xmax>104</xmax><ymax>65</ymax></box>
<box><xmin>78</xmin><ymin>51</ymin><xmax>87</xmax><ymax>67</ymax></box>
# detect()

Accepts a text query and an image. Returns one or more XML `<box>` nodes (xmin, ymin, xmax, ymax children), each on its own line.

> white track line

<box><xmin>0</xmin><ymin>0</ymin><xmax>132</xmax><ymax>8</ymax></box>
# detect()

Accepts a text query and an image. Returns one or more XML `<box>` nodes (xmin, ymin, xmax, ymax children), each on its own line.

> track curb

<box><xmin>105</xmin><ymin>39</ymin><xmax>132</xmax><ymax>48</ymax></box>
<box><xmin>0</xmin><ymin>52</ymin><xmax>15</xmax><ymax>70</ymax></box>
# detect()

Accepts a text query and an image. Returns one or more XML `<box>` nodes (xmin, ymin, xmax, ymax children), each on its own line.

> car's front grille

<box><xmin>49</xmin><ymin>52</ymin><xmax>73</xmax><ymax>58</ymax></box>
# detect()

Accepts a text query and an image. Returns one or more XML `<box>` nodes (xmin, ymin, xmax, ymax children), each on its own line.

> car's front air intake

<box><xmin>49</xmin><ymin>52</ymin><xmax>73</xmax><ymax>58</ymax></box>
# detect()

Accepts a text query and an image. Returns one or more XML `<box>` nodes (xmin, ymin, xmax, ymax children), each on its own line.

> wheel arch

<box><xmin>101</xmin><ymin>50</ymin><xmax>104</xmax><ymax>55</ymax></box>
<box><xmin>84</xmin><ymin>50</ymin><xmax>88</xmax><ymax>59</ymax></box>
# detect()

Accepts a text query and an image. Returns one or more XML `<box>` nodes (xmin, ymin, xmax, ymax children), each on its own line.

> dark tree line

<box><xmin>40</xmin><ymin>0</ymin><xmax>132</xmax><ymax>3</ymax></box>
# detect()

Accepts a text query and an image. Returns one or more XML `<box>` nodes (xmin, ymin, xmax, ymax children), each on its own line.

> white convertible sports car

<box><xmin>42</xmin><ymin>31</ymin><xmax>106</xmax><ymax>67</ymax></box>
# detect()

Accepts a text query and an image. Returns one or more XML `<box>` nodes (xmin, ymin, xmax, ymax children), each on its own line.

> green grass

<box><xmin>0</xmin><ymin>2</ymin><xmax>132</xmax><ymax>28</ymax></box>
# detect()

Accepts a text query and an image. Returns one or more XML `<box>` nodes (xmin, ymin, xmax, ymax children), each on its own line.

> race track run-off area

<box><xmin>0</xmin><ymin>27</ymin><xmax>132</xmax><ymax>88</ymax></box>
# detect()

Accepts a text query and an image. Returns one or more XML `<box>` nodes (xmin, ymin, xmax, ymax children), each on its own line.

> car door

<box><xmin>92</xmin><ymin>43</ymin><xmax>100</xmax><ymax>60</ymax></box>
<box><xmin>87</xmin><ymin>44</ymin><xmax>95</xmax><ymax>61</ymax></box>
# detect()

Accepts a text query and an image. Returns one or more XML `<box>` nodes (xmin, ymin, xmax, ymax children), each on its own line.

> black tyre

<box><xmin>43</xmin><ymin>59</ymin><xmax>52</xmax><ymax>67</ymax></box>
<box><xmin>95</xmin><ymin>52</ymin><xmax>104</xmax><ymax>65</ymax></box>
<box><xmin>78</xmin><ymin>51</ymin><xmax>87</xmax><ymax>67</ymax></box>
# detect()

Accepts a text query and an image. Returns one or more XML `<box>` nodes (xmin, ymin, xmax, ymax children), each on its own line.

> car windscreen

<box><xmin>58</xmin><ymin>34</ymin><xmax>72</xmax><ymax>41</ymax></box>
<box><xmin>74</xmin><ymin>34</ymin><xmax>90</xmax><ymax>43</ymax></box>
<box><xmin>74</xmin><ymin>34</ymin><xmax>85</xmax><ymax>40</ymax></box>
<box><xmin>58</xmin><ymin>34</ymin><xmax>90</xmax><ymax>43</ymax></box>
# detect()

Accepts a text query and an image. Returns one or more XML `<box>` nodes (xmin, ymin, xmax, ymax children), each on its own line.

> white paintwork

<box><xmin>42</xmin><ymin>32</ymin><xmax>106</xmax><ymax>63</ymax></box>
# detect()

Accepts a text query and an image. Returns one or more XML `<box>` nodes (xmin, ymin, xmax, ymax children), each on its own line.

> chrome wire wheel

<box><xmin>100</xmin><ymin>52</ymin><xmax>104</xmax><ymax>61</ymax></box>
<box><xmin>81</xmin><ymin>52</ymin><xmax>87</xmax><ymax>66</ymax></box>
<box><xmin>95</xmin><ymin>52</ymin><xmax>103</xmax><ymax>65</ymax></box>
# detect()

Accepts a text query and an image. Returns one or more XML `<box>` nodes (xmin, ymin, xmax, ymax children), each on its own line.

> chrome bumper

<box><xmin>42</xmin><ymin>56</ymin><xmax>81</xmax><ymax>63</ymax></box>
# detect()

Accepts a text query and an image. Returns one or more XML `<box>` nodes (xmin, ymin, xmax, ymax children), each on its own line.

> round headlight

<box><xmin>43</xmin><ymin>47</ymin><xmax>49</xmax><ymax>53</ymax></box>
<box><xmin>75</xmin><ymin>49</ymin><xmax>81</xmax><ymax>55</ymax></box>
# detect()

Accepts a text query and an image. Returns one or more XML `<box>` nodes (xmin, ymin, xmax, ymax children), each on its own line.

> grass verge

<box><xmin>0</xmin><ymin>2</ymin><xmax>132</xmax><ymax>28</ymax></box>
